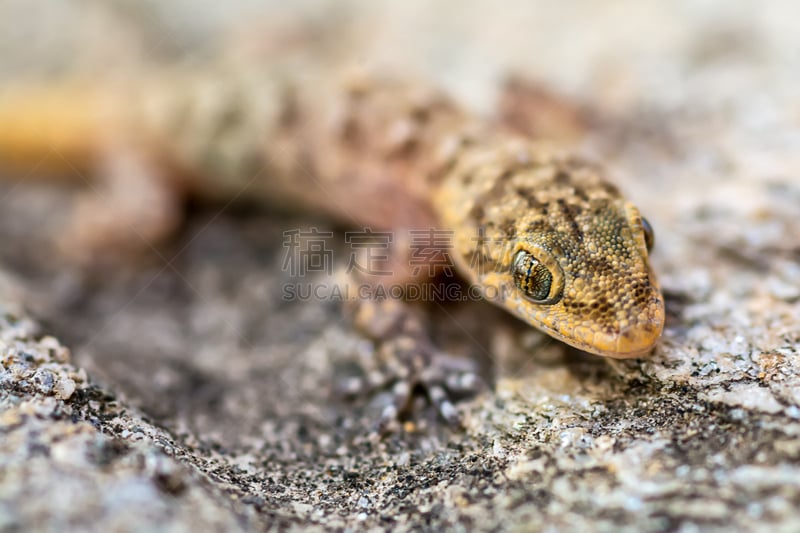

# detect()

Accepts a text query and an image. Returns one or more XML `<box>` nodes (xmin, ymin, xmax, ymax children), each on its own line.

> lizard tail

<box><xmin>0</xmin><ymin>82</ymin><xmax>105</xmax><ymax>178</ymax></box>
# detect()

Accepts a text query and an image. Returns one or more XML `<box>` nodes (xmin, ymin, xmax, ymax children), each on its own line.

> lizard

<box><xmin>0</xmin><ymin>63</ymin><xmax>665</xmax><ymax>425</ymax></box>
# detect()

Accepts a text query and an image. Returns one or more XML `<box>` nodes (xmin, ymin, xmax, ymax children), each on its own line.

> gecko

<box><xmin>0</xmin><ymin>63</ymin><xmax>664</xmax><ymax>425</ymax></box>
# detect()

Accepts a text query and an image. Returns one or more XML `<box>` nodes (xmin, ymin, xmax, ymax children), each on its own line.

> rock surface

<box><xmin>1</xmin><ymin>1</ymin><xmax>800</xmax><ymax>531</ymax></box>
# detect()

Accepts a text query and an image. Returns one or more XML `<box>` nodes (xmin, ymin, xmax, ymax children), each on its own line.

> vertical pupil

<box><xmin>512</xmin><ymin>251</ymin><xmax>552</xmax><ymax>302</ymax></box>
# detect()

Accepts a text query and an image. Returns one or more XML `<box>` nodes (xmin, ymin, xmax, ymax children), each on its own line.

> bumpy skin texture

<box><xmin>435</xmin><ymin>139</ymin><xmax>663</xmax><ymax>357</ymax></box>
<box><xmin>0</xmin><ymin>66</ymin><xmax>664</xmax><ymax>358</ymax></box>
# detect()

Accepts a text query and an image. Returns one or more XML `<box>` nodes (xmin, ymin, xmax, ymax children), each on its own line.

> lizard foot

<box><xmin>336</xmin><ymin>298</ymin><xmax>483</xmax><ymax>433</ymax></box>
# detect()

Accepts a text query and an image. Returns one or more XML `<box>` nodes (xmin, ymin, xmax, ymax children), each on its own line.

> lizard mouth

<box><xmin>584</xmin><ymin>314</ymin><xmax>664</xmax><ymax>358</ymax></box>
<box><xmin>561</xmin><ymin>296</ymin><xmax>665</xmax><ymax>358</ymax></box>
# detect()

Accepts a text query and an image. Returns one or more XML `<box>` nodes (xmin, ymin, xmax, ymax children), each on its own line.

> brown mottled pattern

<box><xmin>434</xmin><ymin>139</ymin><xmax>663</xmax><ymax>357</ymax></box>
<box><xmin>0</xmin><ymin>66</ymin><xmax>664</xmax><ymax>357</ymax></box>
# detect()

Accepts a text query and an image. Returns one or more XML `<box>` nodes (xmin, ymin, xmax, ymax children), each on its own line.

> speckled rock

<box><xmin>1</xmin><ymin>1</ymin><xmax>800</xmax><ymax>532</ymax></box>
<box><xmin>0</xmin><ymin>308</ymin><xmax>257</xmax><ymax>531</ymax></box>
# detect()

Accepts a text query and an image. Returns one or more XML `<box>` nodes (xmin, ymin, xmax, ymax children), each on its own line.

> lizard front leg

<box><xmin>496</xmin><ymin>75</ymin><xmax>591</xmax><ymax>144</ymax></box>
<box><xmin>334</xmin><ymin>237</ymin><xmax>484</xmax><ymax>433</ymax></box>
<box><xmin>339</xmin><ymin>297</ymin><xmax>483</xmax><ymax>433</ymax></box>
<box><xmin>59</xmin><ymin>142</ymin><xmax>183</xmax><ymax>265</ymax></box>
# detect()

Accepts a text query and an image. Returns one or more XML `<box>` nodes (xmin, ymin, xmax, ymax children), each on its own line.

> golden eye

<box><xmin>642</xmin><ymin>217</ymin><xmax>655</xmax><ymax>252</ymax></box>
<box><xmin>512</xmin><ymin>250</ymin><xmax>558</xmax><ymax>303</ymax></box>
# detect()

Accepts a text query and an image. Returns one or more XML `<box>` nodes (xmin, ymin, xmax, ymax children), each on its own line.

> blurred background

<box><xmin>2</xmin><ymin>0</ymin><xmax>798</xmax><ymax>111</ymax></box>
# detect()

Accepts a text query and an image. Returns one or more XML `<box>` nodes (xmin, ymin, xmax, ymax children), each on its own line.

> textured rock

<box><xmin>1</xmin><ymin>0</ymin><xmax>800</xmax><ymax>531</ymax></box>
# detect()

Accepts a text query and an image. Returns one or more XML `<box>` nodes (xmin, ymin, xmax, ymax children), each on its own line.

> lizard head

<box><xmin>491</xmin><ymin>200</ymin><xmax>664</xmax><ymax>358</ymax></box>
<box><xmin>439</xmin><ymin>143</ymin><xmax>664</xmax><ymax>358</ymax></box>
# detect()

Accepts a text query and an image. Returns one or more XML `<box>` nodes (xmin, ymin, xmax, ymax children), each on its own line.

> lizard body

<box><xmin>0</xmin><ymin>65</ymin><xmax>664</xmax><ymax>358</ymax></box>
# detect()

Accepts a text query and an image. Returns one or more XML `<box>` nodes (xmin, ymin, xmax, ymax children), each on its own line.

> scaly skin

<box><xmin>435</xmin><ymin>139</ymin><xmax>663</xmax><ymax>357</ymax></box>
<box><xmin>0</xmin><ymin>65</ymin><xmax>664</xmax><ymax>358</ymax></box>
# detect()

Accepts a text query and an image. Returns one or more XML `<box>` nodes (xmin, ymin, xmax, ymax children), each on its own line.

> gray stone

<box><xmin>1</xmin><ymin>1</ymin><xmax>800</xmax><ymax>531</ymax></box>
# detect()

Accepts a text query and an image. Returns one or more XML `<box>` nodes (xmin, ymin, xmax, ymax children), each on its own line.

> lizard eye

<box><xmin>642</xmin><ymin>217</ymin><xmax>655</xmax><ymax>252</ymax></box>
<box><xmin>512</xmin><ymin>250</ymin><xmax>560</xmax><ymax>304</ymax></box>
